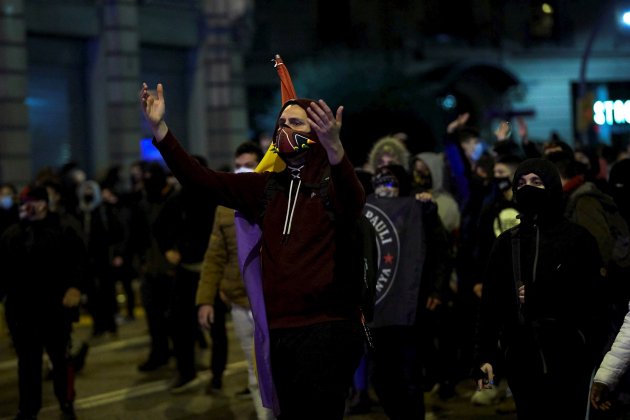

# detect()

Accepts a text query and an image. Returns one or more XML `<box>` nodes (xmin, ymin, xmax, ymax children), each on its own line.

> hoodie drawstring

<box><xmin>282</xmin><ymin>165</ymin><xmax>303</xmax><ymax>243</ymax></box>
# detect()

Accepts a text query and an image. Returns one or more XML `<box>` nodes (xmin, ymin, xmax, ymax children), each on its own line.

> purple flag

<box><xmin>234</xmin><ymin>211</ymin><xmax>280</xmax><ymax>416</ymax></box>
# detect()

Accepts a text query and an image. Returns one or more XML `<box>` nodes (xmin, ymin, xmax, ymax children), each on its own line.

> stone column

<box><xmin>201</xmin><ymin>0</ymin><xmax>251</xmax><ymax>169</ymax></box>
<box><xmin>0</xmin><ymin>0</ymin><xmax>31</xmax><ymax>187</ymax></box>
<box><xmin>102</xmin><ymin>0</ymin><xmax>140</xmax><ymax>173</ymax></box>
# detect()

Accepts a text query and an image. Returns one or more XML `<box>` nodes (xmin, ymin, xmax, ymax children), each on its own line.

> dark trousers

<box><xmin>270</xmin><ymin>319</ymin><xmax>364</xmax><ymax>420</ymax></box>
<box><xmin>210</xmin><ymin>294</ymin><xmax>228</xmax><ymax>381</ymax></box>
<box><xmin>169</xmin><ymin>267</ymin><xmax>200</xmax><ymax>379</ymax></box>
<box><xmin>89</xmin><ymin>273</ymin><xmax>118</xmax><ymax>335</ymax></box>
<box><xmin>504</xmin><ymin>328</ymin><xmax>593</xmax><ymax>420</ymax></box>
<box><xmin>141</xmin><ymin>273</ymin><xmax>174</xmax><ymax>362</ymax></box>
<box><xmin>372</xmin><ymin>326</ymin><xmax>425</xmax><ymax>420</ymax></box>
<box><xmin>6</xmin><ymin>310</ymin><xmax>75</xmax><ymax>416</ymax></box>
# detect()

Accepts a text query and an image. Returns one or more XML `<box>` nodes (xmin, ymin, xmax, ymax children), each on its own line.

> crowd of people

<box><xmin>2</xmin><ymin>62</ymin><xmax>630</xmax><ymax>420</ymax></box>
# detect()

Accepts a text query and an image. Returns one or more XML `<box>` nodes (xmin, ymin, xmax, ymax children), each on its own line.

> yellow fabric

<box><xmin>256</xmin><ymin>143</ymin><xmax>286</xmax><ymax>173</ymax></box>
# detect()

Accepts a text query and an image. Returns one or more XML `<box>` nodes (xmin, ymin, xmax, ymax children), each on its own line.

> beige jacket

<box><xmin>196</xmin><ymin>206</ymin><xmax>250</xmax><ymax>309</ymax></box>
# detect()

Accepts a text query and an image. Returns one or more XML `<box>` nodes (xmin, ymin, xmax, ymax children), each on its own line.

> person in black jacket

<box><xmin>153</xmin><ymin>155</ymin><xmax>217</xmax><ymax>392</ymax></box>
<box><xmin>474</xmin><ymin>158</ymin><xmax>607</xmax><ymax>419</ymax></box>
<box><xmin>0</xmin><ymin>185</ymin><xmax>86</xmax><ymax>420</ymax></box>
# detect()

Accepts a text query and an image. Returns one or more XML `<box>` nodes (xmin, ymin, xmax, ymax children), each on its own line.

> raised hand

<box><xmin>140</xmin><ymin>82</ymin><xmax>168</xmax><ymax>141</ymax></box>
<box><xmin>447</xmin><ymin>112</ymin><xmax>470</xmax><ymax>134</ymax></box>
<box><xmin>494</xmin><ymin>121</ymin><xmax>512</xmax><ymax>141</ymax></box>
<box><xmin>307</xmin><ymin>99</ymin><xmax>344</xmax><ymax>165</ymax></box>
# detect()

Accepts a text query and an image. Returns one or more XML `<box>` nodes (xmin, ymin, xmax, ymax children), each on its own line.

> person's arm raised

<box><xmin>140</xmin><ymin>82</ymin><xmax>168</xmax><ymax>142</ymax></box>
<box><xmin>306</xmin><ymin>99</ymin><xmax>344</xmax><ymax>165</ymax></box>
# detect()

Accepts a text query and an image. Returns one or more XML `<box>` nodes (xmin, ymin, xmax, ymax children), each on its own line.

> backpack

<box><xmin>261</xmin><ymin>170</ymin><xmax>379</xmax><ymax>325</ymax></box>
<box><xmin>566</xmin><ymin>185</ymin><xmax>630</xmax><ymax>270</ymax></box>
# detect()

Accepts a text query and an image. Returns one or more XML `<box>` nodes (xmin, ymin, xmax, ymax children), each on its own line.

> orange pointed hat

<box><xmin>275</xmin><ymin>54</ymin><xmax>297</xmax><ymax>104</ymax></box>
<box><xmin>254</xmin><ymin>54</ymin><xmax>297</xmax><ymax>173</ymax></box>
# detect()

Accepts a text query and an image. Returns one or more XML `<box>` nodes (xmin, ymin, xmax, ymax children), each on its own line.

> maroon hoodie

<box><xmin>155</xmin><ymin>121</ymin><xmax>365</xmax><ymax>329</ymax></box>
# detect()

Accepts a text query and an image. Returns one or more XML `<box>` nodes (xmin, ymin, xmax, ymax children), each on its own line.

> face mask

<box><xmin>234</xmin><ymin>166</ymin><xmax>255</xmax><ymax>174</ymax></box>
<box><xmin>494</xmin><ymin>177</ymin><xmax>512</xmax><ymax>193</ymax></box>
<box><xmin>83</xmin><ymin>194</ymin><xmax>94</xmax><ymax>203</ymax></box>
<box><xmin>372</xmin><ymin>173</ymin><xmax>400</xmax><ymax>198</ymax></box>
<box><xmin>470</xmin><ymin>142</ymin><xmax>484</xmax><ymax>162</ymax></box>
<box><xmin>0</xmin><ymin>196</ymin><xmax>13</xmax><ymax>210</ymax></box>
<box><xmin>273</xmin><ymin>126</ymin><xmax>315</xmax><ymax>161</ymax></box>
<box><xmin>19</xmin><ymin>201</ymin><xmax>47</xmax><ymax>221</ymax></box>
<box><xmin>413</xmin><ymin>173</ymin><xmax>432</xmax><ymax>191</ymax></box>
<box><xmin>514</xmin><ymin>185</ymin><xmax>548</xmax><ymax>217</ymax></box>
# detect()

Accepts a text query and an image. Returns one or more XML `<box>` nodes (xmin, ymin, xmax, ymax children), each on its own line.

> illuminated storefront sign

<box><xmin>593</xmin><ymin>99</ymin><xmax>630</xmax><ymax>125</ymax></box>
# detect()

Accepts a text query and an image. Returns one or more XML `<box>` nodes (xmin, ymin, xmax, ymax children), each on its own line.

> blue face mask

<box><xmin>470</xmin><ymin>142</ymin><xmax>484</xmax><ymax>162</ymax></box>
<box><xmin>0</xmin><ymin>196</ymin><xmax>13</xmax><ymax>210</ymax></box>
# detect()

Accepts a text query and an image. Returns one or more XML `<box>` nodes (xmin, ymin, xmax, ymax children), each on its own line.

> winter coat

<box><xmin>594</xmin><ymin>302</ymin><xmax>630</xmax><ymax>390</ymax></box>
<box><xmin>197</xmin><ymin>205</ymin><xmax>250</xmax><ymax>309</ymax></box>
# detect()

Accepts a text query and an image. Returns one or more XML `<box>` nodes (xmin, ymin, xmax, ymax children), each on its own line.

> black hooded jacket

<box><xmin>476</xmin><ymin>158</ymin><xmax>607</xmax><ymax>369</ymax></box>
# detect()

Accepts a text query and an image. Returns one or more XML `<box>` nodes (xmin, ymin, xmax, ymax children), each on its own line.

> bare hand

<box><xmin>494</xmin><ymin>121</ymin><xmax>512</xmax><ymax>141</ymax></box>
<box><xmin>591</xmin><ymin>382</ymin><xmax>613</xmax><ymax>411</ymax></box>
<box><xmin>477</xmin><ymin>363</ymin><xmax>495</xmax><ymax>391</ymax></box>
<box><xmin>198</xmin><ymin>304</ymin><xmax>215</xmax><ymax>329</ymax></box>
<box><xmin>307</xmin><ymin>100</ymin><xmax>344</xmax><ymax>165</ymax></box>
<box><xmin>473</xmin><ymin>283</ymin><xmax>483</xmax><ymax>299</ymax></box>
<box><xmin>447</xmin><ymin>113</ymin><xmax>470</xmax><ymax>134</ymax></box>
<box><xmin>140</xmin><ymin>82</ymin><xmax>168</xmax><ymax>141</ymax></box>
<box><xmin>415</xmin><ymin>192</ymin><xmax>434</xmax><ymax>203</ymax></box>
<box><xmin>518</xmin><ymin>285</ymin><xmax>525</xmax><ymax>304</ymax></box>
<box><xmin>426</xmin><ymin>296</ymin><xmax>442</xmax><ymax>311</ymax></box>
<box><xmin>165</xmin><ymin>249</ymin><xmax>182</xmax><ymax>266</ymax></box>
<box><xmin>62</xmin><ymin>287</ymin><xmax>81</xmax><ymax>308</ymax></box>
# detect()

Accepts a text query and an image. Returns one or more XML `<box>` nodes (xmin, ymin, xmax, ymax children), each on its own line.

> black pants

<box><xmin>6</xmin><ymin>310</ymin><xmax>74</xmax><ymax>417</ymax></box>
<box><xmin>141</xmin><ymin>273</ymin><xmax>174</xmax><ymax>362</ymax></box>
<box><xmin>270</xmin><ymin>319</ymin><xmax>364</xmax><ymax>420</ymax></box>
<box><xmin>504</xmin><ymin>327</ymin><xmax>593</xmax><ymax>420</ymax></box>
<box><xmin>371</xmin><ymin>325</ymin><xmax>425</xmax><ymax>420</ymax></box>
<box><xmin>89</xmin><ymin>273</ymin><xmax>118</xmax><ymax>335</ymax></box>
<box><xmin>169</xmin><ymin>267</ymin><xmax>200</xmax><ymax>379</ymax></box>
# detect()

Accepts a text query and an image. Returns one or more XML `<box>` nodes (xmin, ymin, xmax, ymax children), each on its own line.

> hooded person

<box><xmin>140</xmin><ymin>55</ymin><xmax>366</xmax><ymax>419</ymax></box>
<box><xmin>367</xmin><ymin>135</ymin><xmax>411</xmax><ymax>173</ymax></box>
<box><xmin>411</xmin><ymin>152</ymin><xmax>461</xmax><ymax>236</ymax></box>
<box><xmin>364</xmin><ymin>164</ymin><xmax>450</xmax><ymax>419</ymax></box>
<box><xmin>474</xmin><ymin>158</ymin><xmax>608</xmax><ymax>419</ymax></box>
<box><xmin>1</xmin><ymin>185</ymin><xmax>86</xmax><ymax>420</ymax></box>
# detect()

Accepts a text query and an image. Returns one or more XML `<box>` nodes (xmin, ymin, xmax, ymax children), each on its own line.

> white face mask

<box><xmin>234</xmin><ymin>167</ymin><xmax>255</xmax><ymax>174</ymax></box>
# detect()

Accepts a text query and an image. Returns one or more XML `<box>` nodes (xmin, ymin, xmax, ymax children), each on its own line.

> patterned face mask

<box><xmin>272</xmin><ymin>125</ymin><xmax>316</xmax><ymax>161</ymax></box>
